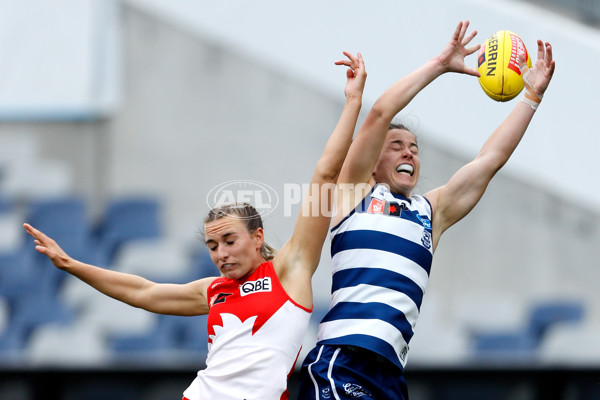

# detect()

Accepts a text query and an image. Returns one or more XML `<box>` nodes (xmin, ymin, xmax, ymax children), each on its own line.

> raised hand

<box><xmin>437</xmin><ymin>20</ymin><xmax>481</xmax><ymax>77</ymax></box>
<box><xmin>23</xmin><ymin>223</ymin><xmax>71</xmax><ymax>270</ymax></box>
<box><xmin>520</xmin><ymin>40</ymin><xmax>555</xmax><ymax>101</ymax></box>
<box><xmin>335</xmin><ymin>51</ymin><xmax>367</xmax><ymax>100</ymax></box>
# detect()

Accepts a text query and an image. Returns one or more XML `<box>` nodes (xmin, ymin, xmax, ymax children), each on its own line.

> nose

<box><xmin>401</xmin><ymin>148</ymin><xmax>413</xmax><ymax>159</ymax></box>
<box><xmin>216</xmin><ymin>246</ymin><xmax>229</xmax><ymax>261</ymax></box>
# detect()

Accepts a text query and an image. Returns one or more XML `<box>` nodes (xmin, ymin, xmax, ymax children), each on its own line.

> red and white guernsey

<box><xmin>183</xmin><ymin>261</ymin><xmax>312</xmax><ymax>400</ymax></box>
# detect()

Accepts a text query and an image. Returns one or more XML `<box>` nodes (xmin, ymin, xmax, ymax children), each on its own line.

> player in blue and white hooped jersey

<box><xmin>297</xmin><ymin>21</ymin><xmax>555</xmax><ymax>399</ymax></box>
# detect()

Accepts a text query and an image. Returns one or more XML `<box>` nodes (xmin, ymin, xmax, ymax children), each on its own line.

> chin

<box><xmin>390</xmin><ymin>181</ymin><xmax>414</xmax><ymax>196</ymax></box>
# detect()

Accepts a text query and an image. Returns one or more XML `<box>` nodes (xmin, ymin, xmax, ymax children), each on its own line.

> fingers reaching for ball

<box><xmin>335</xmin><ymin>51</ymin><xmax>367</xmax><ymax>99</ymax></box>
<box><xmin>523</xmin><ymin>39</ymin><xmax>555</xmax><ymax>99</ymax></box>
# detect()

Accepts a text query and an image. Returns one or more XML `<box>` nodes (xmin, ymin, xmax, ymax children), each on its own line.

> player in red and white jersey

<box><xmin>24</xmin><ymin>50</ymin><xmax>367</xmax><ymax>400</ymax></box>
<box><xmin>183</xmin><ymin>259</ymin><xmax>311</xmax><ymax>399</ymax></box>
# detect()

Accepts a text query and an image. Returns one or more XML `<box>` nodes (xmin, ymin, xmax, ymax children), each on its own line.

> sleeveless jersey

<box><xmin>183</xmin><ymin>261</ymin><xmax>311</xmax><ymax>400</ymax></box>
<box><xmin>317</xmin><ymin>183</ymin><xmax>434</xmax><ymax>370</ymax></box>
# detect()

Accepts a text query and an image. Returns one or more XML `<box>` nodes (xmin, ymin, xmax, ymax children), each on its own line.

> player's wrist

<box><xmin>521</xmin><ymin>88</ymin><xmax>541</xmax><ymax>110</ymax></box>
<box><xmin>345</xmin><ymin>92</ymin><xmax>363</xmax><ymax>103</ymax></box>
<box><xmin>521</xmin><ymin>96</ymin><xmax>539</xmax><ymax>111</ymax></box>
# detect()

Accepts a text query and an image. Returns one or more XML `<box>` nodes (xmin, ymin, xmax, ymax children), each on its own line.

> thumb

<box><xmin>465</xmin><ymin>66</ymin><xmax>481</xmax><ymax>78</ymax></box>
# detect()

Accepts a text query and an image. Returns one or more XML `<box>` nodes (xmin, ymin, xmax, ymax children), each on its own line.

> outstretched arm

<box><xmin>337</xmin><ymin>21</ymin><xmax>480</xmax><ymax>191</ymax></box>
<box><xmin>426</xmin><ymin>40</ymin><xmax>556</xmax><ymax>249</ymax></box>
<box><xmin>24</xmin><ymin>223</ymin><xmax>214</xmax><ymax>315</ymax></box>
<box><xmin>274</xmin><ymin>52</ymin><xmax>367</xmax><ymax>308</ymax></box>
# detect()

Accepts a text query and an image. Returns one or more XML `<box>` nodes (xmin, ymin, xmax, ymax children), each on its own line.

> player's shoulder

<box><xmin>198</xmin><ymin>276</ymin><xmax>221</xmax><ymax>294</ymax></box>
<box><xmin>422</xmin><ymin>186</ymin><xmax>442</xmax><ymax>213</ymax></box>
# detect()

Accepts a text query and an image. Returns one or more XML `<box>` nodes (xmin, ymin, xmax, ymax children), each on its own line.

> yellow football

<box><xmin>477</xmin><ymin>30</ymin><xmax>532</xmax><ymax>102</ymax></box>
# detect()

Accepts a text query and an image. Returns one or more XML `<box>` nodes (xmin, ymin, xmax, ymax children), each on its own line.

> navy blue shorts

<box><xmin>296</xmin><ymin>344</ymin><xmax>409</xmax><ymax>400</ymax></box>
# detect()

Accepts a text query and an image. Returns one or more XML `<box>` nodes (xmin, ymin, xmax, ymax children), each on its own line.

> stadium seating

<box><xmin>0</xmin><ymin>322</ymin><xmax>28</xmax><ymax>360</ymax></box>
<box><xmin>26</xmin><ymin>321</ymin><xmax>108</xmax><ymax>365</ymax></box>
<box><xmin>25</xmin><ymin>196</ymin><xmax>88</xmax><ymax>238</ymax></box>
<box><xmin>539</xmin><ymin>320</ymin><xmax>600</xmax><ymax>365</ymax></box>
<box><xmin>0</xmin><ymin>297</ymin><xmax>21</xmax><ymax>358</ymax></box>
<box><xmin>2</xmin><ymin>289</ymin><xmax>76</xmax><ymax>358</ymax></box>
<box><xmin>93</xmin><ymin>196</ymin><xmax>163</xmax><ymax>265</ymax></box>
<box><xmin>0</xmin><ymin>205</ymin><xmax>21</xmax><ymax>254</ymax></box>
<box><xmin>527</xmin><ymin>299</ymin><xmax>585</xmax><ymax>344</ymax></box>
<box><xmin>0</xmin><ymin>297</ymin><xmax>7</xmax><ymax>334</ymax></box>
<box><xmin>75</xmin><ymin>291</ymin><xmax>157</xmax><ymax>337</ymax></box>
<box><xmin>189</xmin><ymin>246</ymin><xmax>217</xmax><ymax>279</ymax></box>
<box><xmin>0</xmin><ymin>249</ymin><xmax>37</xmax><ymax>304</ymax></box>
<box><xmin>471</xmin><ymin>330</ymin><xmax>538</xmax><ymax>362</ymax></box>
<box><xmin>0</xmin><ymin>196</ymin><xmax>12</xmax><ymax>213</ymax></box>
<box><xmin>0</xmin><ymin>189</ymin><xmax>595</xmax><ymax>376</ymax></box>
<box><xmin>109</xmin><ymin>313</ymin><xmax>209</xmax><ymax>363</ymax></box>
<box><xmin>112</xmin><ymin>237</ymin><xmax>193</xmax><ymax>280</ymax></box>
<box><xmin>470</xmin><ymin>299</ymin><xmax>585</xmax><ymax>362</ymax></box>
<box><xmin>24</xmin><ymin>196</ymin><xmax>97</xmax><ymax>295</ymax></box>
<box><xmin>0</xmin><ymin>193</ymin><xmax>168</xmax><ymax>362</ymax></box>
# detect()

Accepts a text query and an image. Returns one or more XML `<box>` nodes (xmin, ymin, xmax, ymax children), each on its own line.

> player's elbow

<box><xmin>476</xmin><ymin>150</ymin><xmax>509</xmax><ymax>176</ymax></box>
<box><xmin>360</xmin><ymin>102</ymin><xmax>397</xmax><ymax>136</ymax></box>
<box><xmin>367</xmin><ymin>101</ymin><xmax>392</xmax><ymax>124</ymax></box>
<box><xmin>314</xmin><ymin>158</ymin><xmax>341</xmax><ymax>184</ymax></box>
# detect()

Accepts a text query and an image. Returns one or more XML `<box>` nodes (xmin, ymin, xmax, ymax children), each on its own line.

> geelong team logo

<box><xmin>421</xmin><ymin>230</ymin><xmax>432</xmax><ymax>249</ymax></box>
<box><xmin>206</xmin><ymin>180</ymin><xmax>279</xmax><ymax>218</ymax></box>
<box><xmin>343</xmin><ymin>383</ymin><xmax>373</xmax><ymax>398</ymax></box>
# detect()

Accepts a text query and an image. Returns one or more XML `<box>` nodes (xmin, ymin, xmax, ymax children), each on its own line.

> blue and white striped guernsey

<box><xmin>317</xmin><ymin>183</ymin><xmax>434</xmax><ymax>370</ymax></box>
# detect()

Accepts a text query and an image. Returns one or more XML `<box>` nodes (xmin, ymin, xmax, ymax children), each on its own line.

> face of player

<box><xmin>204</xmin><ymin>216</ymin><xmax>265</xmax><ymax>280</ymax></box>
<box><xmin>372</xmin><ymin>128</ymin><xmax>420</xmax><ymax>196</ymax></box>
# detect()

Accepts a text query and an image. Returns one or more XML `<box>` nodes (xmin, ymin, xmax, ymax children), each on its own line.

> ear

<box><xmin>253</xmin><ymin>227</ymin><xmax>265</xmax><ymax>250</ymax></box>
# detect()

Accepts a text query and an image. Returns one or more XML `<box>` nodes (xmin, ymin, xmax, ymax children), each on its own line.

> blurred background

<box><xmin>0</xmin><ymin>0</ymin><xmax>599</xmax><ymax>399</ymax></box>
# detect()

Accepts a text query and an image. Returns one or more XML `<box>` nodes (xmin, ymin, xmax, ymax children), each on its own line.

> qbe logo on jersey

<box><xmin>240</xmin><ymin>277</ymin><xmax>272</xmax><ymax>296</ymax></box>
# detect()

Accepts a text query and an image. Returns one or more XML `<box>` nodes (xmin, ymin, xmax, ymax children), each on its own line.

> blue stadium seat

<box><xmin>0</xmin><ymin>196</ymin><xmax>14</xmax><ymax>214</ymax></box>
<box><xmin>109</xmin><ymin>326</ymin><xmax>172</xmax><ymax>354</ymax></box>
<box><xmin>471</xmin><ymin>299</ymin><xmax>585</xmax><ymax>362</ymax></box>
<box><xmin>526</xmin><ymin>300</ymin><xmax>584</xmax><ymax>343</ymax></box>
<box><xmin>24</xmin><ymin>196</ymin><xmax>97</xmax><ymax>295</ymax></box>
<box><xmin>26</xmin><ymin>196</ymin><xmax>88</xmax><ymax>240</ymax></box>
<box><xmin>171</xmin><ymin>314</ymin><xmax>209</xmax><ymax>354</ymax></box>
<box><xmin>0</xmin><ymin>249</ymin><xmax>38</xmax><ymax>304</ymax></box>
<box><xmin>0</xmin><ymin>324</ymin><xmax>28</xmax><ymax>358</ymax></box>
<box><xmin>189</xmin><ymin>248</ymin><xmax>216</xmax><ymax>279</ymax></box>
<box><xmin>110</xmin><ymin>314</ymin><xmax>208</xmax><ymax>360</ymax></box>
<box><xmin>472</xmin><ymin>330</ymin><xmax>537</xmax><ymax>362</ymax></box>
<box><xmin>94</xmin><ymin>196</ymin><xmax>163</xmax><ymax>265</ymax></box>
<box><xmin>11</xmin><ymin>292</ymin><xmax>76</xmax><ymax>334</ymax></box>
<box><xmin>0</xmin><ymin>290</ymin><xmax>76</xmax><ymax>357</ymax></box>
